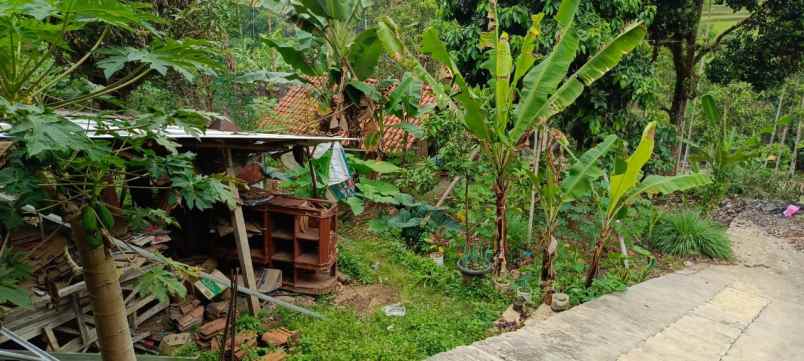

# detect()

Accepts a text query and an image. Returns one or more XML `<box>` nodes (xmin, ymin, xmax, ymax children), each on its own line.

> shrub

<box><xmin>652</xmin><ymin>210</ymin><xmax>732</xmax><ymax>260</ymax></box>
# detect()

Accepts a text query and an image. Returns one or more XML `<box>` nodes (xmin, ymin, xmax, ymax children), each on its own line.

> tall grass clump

<box><xmin>652</xmin><ymin>210</ymin><xmax>732</xmax><ymax>260</ymax></box>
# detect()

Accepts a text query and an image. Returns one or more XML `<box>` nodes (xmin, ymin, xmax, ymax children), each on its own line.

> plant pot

<box><xmin>429</xmin><ymin>252</ymin><xmax>444</xmax><ymax>267</ymax></box>
<box><xmin>456</xmin><ymin>258</ymin><xmax>492</xmax><ymax>281</ymax></box>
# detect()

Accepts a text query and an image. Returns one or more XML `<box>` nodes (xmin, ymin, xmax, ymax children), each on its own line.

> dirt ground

<box><xmin>714</xmin><ymin>198</ymin><xmax>804</xmax><ymax>251</ymax></box>
<box><xmin>333</xmin><ymin>284</ymin><xmax>400</xmax><ymax>317</ymax></box>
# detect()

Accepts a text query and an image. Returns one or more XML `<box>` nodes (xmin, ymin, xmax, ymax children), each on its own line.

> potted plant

<box><xmin>457</xmin><ymin>244</ymin><xmax>492</xmax><ymax>280</ymax></box>
<box><xmin>424</xmin><ymin>228</ymin><xmax>450</xmax><ymax>267</ymax></box>
<box><xmin>456</xmin><ymin>176</ymin><xmax>492</xmax><ymax>279</ymax></box>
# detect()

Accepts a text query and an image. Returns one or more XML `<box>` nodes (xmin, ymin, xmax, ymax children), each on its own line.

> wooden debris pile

<box><xmin>1</xmin><ymin>227</ymin><xmax>170</xmax><ymax>353</ymax></box>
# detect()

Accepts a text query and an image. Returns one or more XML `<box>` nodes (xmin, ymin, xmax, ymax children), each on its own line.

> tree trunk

<box><xmin>585</xmin><ymin>226</ymin><xmax>612</xmax><ymax>288</ymax></box>
<box><xmin>68</xmin><ymin>215</ymin><xmax>136</xmax><ymax>361</ymax></box>
<box><xmin>669</xmin><ymin>41</ymin><xmax>693</xmax><ymax>175</ymax></box>
<box><xmin>668</xmin><ymin>2</ymin><xmax>703</xmax><ymax>174</ymax></box>
<box><xmin>493</xmin><ymin>180</ymin><xmax>508</xmax><ymax>275</ymax></box>
<box><xmin>540</xmin><ymin>230</ymin><xmax>556</xmax><ymax>305</ymax></box>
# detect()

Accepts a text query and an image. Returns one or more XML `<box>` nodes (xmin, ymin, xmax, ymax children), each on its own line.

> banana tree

<box><xmin>378</xmin><ymin>0</ymin><xmax>647</xmax><ymax>274</ymax></box>
<box><xmin>687</xmin><ymin>94</ymin><xmax>761</xmax><ymax>203</ymax></box>
<box><xmin>536</xmin><ymin>133</ymin><xmax>617</xmax><ymax>303</ymax></box>
<box><xmin>585</xmin><ymin>122</ymin><xmax>711</xmax><ymax>287</ymax></box>
<box><xmin>266</xmin><ymin>0</ymin><xmax>385</xmax><ymax>138</ymax></box>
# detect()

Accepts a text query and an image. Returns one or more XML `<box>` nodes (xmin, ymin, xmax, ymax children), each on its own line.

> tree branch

<box><xmin>695</xmin><ymin>16</ymin><xmax>751</xmax><ymax>64</ymax></box>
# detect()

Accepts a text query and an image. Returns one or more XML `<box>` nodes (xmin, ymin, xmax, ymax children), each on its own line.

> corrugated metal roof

<box><xmin>0</xmin><ymin>118</ymin><xmax>352</xmax><ymax>145</ymax></box>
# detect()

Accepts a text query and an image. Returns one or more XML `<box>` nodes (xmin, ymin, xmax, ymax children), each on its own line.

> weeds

<box><xmin>652</xmin><ymin>210</ymin><xmax>732</xmax><ymax>260</ymax></box>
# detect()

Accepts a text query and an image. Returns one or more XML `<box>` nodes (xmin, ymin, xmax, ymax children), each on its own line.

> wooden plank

<box><xmin>225</xmin><ymin>148</ymin><xmax>261</xmax><ymax>313</ymax></box>
<box><xmin>43</xmin><ymin>327</ymin><xmax>59</xmax><ymax>351</ymax></box>
<box><xmin>71</xmin><ymin>295</ymin><xmax>89</xmax><ymax>346</ymax></box>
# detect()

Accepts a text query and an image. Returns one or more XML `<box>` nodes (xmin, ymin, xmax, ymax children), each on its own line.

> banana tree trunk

<box><xmin>493</xmin><ymin>180</ymin><xmax>508</xmax><ymax>275</ymax></box>
<box><xmin>585</xmin><ymin>226</ymin><xmax>612</xmax><ymax>288</ymax></box>
<box><xmin>540</xmin><ymin>230</ymin><xmax>556</xmax><ymax>305</ymax></box>
<box><xmin>68</xmin><ymin>214</ymin><xmax>136</xmax><ymax>361</ymax></box>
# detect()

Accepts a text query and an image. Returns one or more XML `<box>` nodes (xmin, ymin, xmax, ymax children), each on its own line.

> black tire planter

<box><xmin>456</xmin><ymin>258</ymin><xmax>492</xmax><ymax>277</ymax></box>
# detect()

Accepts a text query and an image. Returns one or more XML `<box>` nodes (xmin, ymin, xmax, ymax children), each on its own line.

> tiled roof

<box><xmin>259</xmin><ymin>79</ymin><xmax>436</xmax><ymax>152</ymax></box>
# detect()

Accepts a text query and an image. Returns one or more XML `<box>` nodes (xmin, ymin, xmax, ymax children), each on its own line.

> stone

<box><xmin>261</xmin><ymin>328</ymin><xmax>299</xmax><ymax>347</ymax></box>
<box><xmin>261</xmin><ymin>351</ymin><xmax>287</xmax><ymax>361</ymax></box>
<box><xmin>158</xmin><ymin>333</ymin><xmax>191</xmax><ymax>356</ymax></box>
<box><xmin>199</xmin><ymin>318</ymin><xmax>227</xmax><ymax>339</ymax></box>
<box><xmin>494</xmin><ymin>305</ymin><xmax>522</xmax><ymax>330</ymax></box>
<box><xmin>206</xmin><ymin>301</ymin><xmax>229</xmax><ymax>319</ymax></box>
<box><xmin>177</xmin><ymin>305</ymin><xmax>204</xmax><ymax>332</ymax></box>
<box><xmin>550</xmin><ymin>293</ymin><xmax>570</xmax><ymax>312</ymax></box>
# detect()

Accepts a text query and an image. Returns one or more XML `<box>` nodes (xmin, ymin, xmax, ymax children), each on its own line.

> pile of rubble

<box><xmin>1</xmin><ymin>226</ymin><xmax>171</xmax><ymax>353</ymax></box>
<box><xmin>152</xmin><ymin>265</ymin><xmax>299</xmax><ymax>361</ymax></box>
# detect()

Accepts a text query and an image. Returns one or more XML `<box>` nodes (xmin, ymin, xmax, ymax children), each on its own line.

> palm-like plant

<box><xmin>585</xmin><ymin>122</ymin><xmax>711</xmax><ymax>287</ymax></box>
<box><xmin>378</xmin><ymin>0</ymin><xmax>647</xmax><ymax>273</ymax></box>
<box><xmin>687</xmin><ymin>94</ymin><xmax>760</xmax><ymax>203</ymax></box>
<box><xmin>536</xmin><ymin>133</ymin><xmax>618</xmax><ymax>303</ymax></box>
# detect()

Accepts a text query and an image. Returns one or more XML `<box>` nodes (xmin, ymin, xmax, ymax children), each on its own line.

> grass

<box><xmin>276</xmin><ymin>223</ymin><xmax>507</xmax><ymax>361</ymax></box>
<box><xmin>652</xmin><ymin>210</ymin><xmax>733</xmax><ymax>260</ymax></box>
<box><xmin>174</xmin><ymin>211</ymin><xmax>686</xmax><ymax>361</ymax></box>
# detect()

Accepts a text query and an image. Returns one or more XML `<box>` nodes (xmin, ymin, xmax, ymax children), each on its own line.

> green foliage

<box><xmin>125</xmin><ymin>208</ymin><xmax>178</xmax><ymax>233</ymax></box>
<box><xmin>281</xmin><ymin>302</ymin><xmax>500</xmax><ymax>361</ymax></box>
<box><xmin>0</xmin><ymin>0</ymin><xmax>218</xmax><ymax>106</ymax></box>
<box><xmin>395</xmin><ymin>159</ymin><xmax>438</xmax><ymax>195</ymax></box>
<box><xmin>706</xmin><ymin>0</ymin><xmax>804</xmax><ymax>91</ymax></box>
<box><xmin>0</xmin><ymin>250</ymin><xmax>33</xmax><ymax>308</ymax></box>
<box><xmin>135</xmin><ymin>266</ymin><xmax>187</xmax><ymax>304</ymax></box>
<box><xmin>652</xmin><ymin>210</ymin><xmax>732</xmax><ymax>260</ymax></box>
<box><xmin>346</xmin><ymin>155</ymin><xmax>400</xmax><ymax>175</ymax></box>
<box><xmin>336</xmin><ymin>244</ymin><xmax>376</xmax><ymax>284</ymax></box>
<box><xmin>605</xmin><ymin>122</ymin><xmax>712</xmax><ymax>221</ymax></box>
<box><xmin>236</xmin><ymin>313</ymin><xmax>267</xmax><ymax>334</ymax></box>
<box><xmin>688</xmin><ymin>93</ymin><xmax>762</xmax><ymax>205</ymax></box>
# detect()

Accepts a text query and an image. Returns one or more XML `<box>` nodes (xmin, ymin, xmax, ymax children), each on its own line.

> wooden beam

<box><xmin>225</xmin><ymin>148</ymin><xmax>261</xmax><ymax>313</ymax></box>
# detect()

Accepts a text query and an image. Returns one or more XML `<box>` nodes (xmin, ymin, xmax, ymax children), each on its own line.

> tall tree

<box><xmin>649</xmin><ymin>0</ymin><xmax>803</xmax><ymax>173</ymax></box>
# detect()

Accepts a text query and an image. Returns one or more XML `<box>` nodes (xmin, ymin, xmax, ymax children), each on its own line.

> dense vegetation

<box><xmin>0</xmin><ymin>0</ymin><xmax>802</xmax><ymax>360</ymax></box>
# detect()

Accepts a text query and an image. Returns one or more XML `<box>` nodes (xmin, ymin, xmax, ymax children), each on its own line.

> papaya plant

<box><xmin>585</xmin><ymin>122</ymin><xmax>711</xmax><ymax>287</ymax></box>
<box><xmin>378</xmin><ymin>0</ymin><xmax>647</xmax><ymax>274</ymax></box>
<box><xmin>0</xmin><ymin>0</ymin><xmax>218</xmax><ymax>107</ymax></box>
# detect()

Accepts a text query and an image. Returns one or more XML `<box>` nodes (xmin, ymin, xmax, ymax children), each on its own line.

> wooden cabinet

<box><xmin>232</xmin><ymin>195</ymin><xmax>338</xmax><ymax>295</ymax></box>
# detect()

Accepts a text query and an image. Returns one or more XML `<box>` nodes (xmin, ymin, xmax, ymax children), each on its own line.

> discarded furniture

<box><xmin>220</xmin><ymin>194</ymin><xmax>338</xmax><ymax>294</ymax></box>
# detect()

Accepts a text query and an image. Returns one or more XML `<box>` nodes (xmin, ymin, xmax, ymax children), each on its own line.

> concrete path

<box><xmin>429</xmin><ymin>219</ymin><xmax>804</xmax><ymax>361</ymax></box>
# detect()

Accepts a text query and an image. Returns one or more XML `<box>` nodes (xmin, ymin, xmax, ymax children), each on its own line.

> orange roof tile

<box><xmin>259</xmin><ymin>80</ymin><xmax>436</xmax><ymax>152</ymax></box>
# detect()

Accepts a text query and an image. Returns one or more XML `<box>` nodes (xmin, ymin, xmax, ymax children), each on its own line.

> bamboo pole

<box><xmin>765</xmin><ymin>85</ymin><xmax>787</xmax><ymax>167</ymax></box>
<box><xmin>790</xmin><ymin>118</ymin><xmax>802</xmax><ymax>177</ymax></box>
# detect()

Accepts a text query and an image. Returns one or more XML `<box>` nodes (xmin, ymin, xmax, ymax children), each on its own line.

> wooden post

<box><xmin>790</xmin><ymin>118</ymin><xmax>802</xmax><ymax>177</ymax></box>
<box><xmin>527</xmin><ymin>128</ymin><xmax>543</xmax><ymax>244</ymax></box>
<box><xmin>225</xmin><ymin>148</ymin><xmax>261</xmax><ymax>314</ymax></box>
